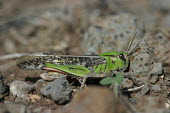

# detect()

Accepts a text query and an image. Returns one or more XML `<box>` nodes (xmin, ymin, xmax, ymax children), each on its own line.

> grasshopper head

<box><xmin>99</xmin><ymin>51</ymin><xmax>129</xmax><ymax>71</ymax></box>
<box><xmin>108</xmin><ymin>51</ymin><xmax>129</xmax><ymax>71</ymax></box>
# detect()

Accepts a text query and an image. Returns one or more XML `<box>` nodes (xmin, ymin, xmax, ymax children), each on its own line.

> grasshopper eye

<box><xmin>119</xmin><ymin>53</ymin><xmax>126</xmax><ymax>62</ymax></box>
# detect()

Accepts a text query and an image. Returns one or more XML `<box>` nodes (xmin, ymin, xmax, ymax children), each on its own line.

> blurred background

<box><xmin>0</xmin><ymin>0</ymin><xmax>169</xmax><ymax>55</ymax></box>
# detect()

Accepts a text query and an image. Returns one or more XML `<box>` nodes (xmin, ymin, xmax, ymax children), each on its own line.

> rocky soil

<box><xmin>0</xmin><ymin>0</ymin><xmax>169</xmax><ymax>113</ymax></box>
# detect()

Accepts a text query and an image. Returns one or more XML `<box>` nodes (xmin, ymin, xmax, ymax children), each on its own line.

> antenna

<box><xmin>126</xmin><ymin>29</ymin><xmax>137</xmax><ymax>56</ymax></box>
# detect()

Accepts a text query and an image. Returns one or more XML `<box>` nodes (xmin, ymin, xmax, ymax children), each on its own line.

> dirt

<box><xmin>0</xmin><ymin>0</ymin><xmax>170</xmax><ymax>113</ymax></box>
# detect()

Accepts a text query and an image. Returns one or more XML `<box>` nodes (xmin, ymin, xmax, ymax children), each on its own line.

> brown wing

<box><xmin>16</xmin><ymin>54</ymin><xmax>106</xmax><ymax>70</ymax></box>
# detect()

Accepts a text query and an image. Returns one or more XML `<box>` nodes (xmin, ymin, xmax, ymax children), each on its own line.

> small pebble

<box><xmin>134</xmin><ymin>85</ymin><xmax>150</xmax><ymax>98</ymax></box>
<box><xmin>140</xmin><ymin>85</ymin><xmax>150</xmax><ymax>96</ymax></box>
<box><xmin>151</xmin><ymin>85</ymin><xmax>162</xmax><ymax>93</ymax></box>
<box><xmin>40</xmin><ymin>76</ymin><xmax>72</xmax><ymax>105</ymax></box>
<box><xmin>150</xmin><ymin>76</ymin><xmax>159</xmax><ymax>84</ymax></box>
<box><xmin>10</xmin><ymin>80</ymin><xmax>34</xmax><ymax>100</ymax></box>
<box><xmin>121</xmin><ymin>78</ymin><xmax>133</xmax><ymax>88</ymax></box>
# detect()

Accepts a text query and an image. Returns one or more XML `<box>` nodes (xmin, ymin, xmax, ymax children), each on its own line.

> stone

<box><xmin>10</xmin><ymin>80</ymin><xmax>34</xmax><ymax>100</ymax></box>
<box><xmin>40</xmin><ymin>76</ymin><xmax>72</xmax><ymax>105</ymax></box>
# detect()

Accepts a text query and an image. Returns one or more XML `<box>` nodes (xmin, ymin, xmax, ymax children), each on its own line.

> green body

<box><xmin>17</xmin><ymin>51</ymin><xmax>129</xmax><ymax>77</ymax></box>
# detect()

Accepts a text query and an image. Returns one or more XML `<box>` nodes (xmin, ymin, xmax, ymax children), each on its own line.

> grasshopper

<box><xmin>16</xmin><ymin>32</ymin><xmax>137</xmax><ymax>88</ymax></box>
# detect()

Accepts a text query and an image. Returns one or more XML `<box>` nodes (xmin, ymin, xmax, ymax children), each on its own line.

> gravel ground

<box><xmin>0</xmin><ymin>0</ymin><xmax>169</xmax><ymax>113</ymax></box>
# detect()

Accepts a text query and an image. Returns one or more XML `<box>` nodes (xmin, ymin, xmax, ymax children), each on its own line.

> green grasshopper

<box><xmin>16</xmin><ymin>32</ymin><xmax>137</xmax><ymax>87</ymax></box>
